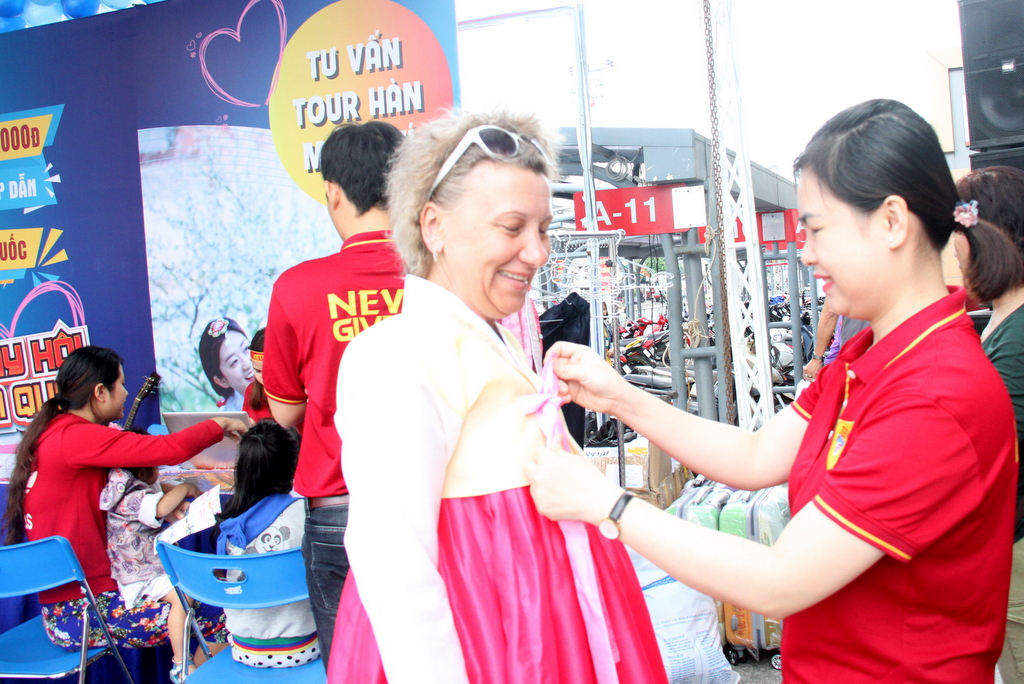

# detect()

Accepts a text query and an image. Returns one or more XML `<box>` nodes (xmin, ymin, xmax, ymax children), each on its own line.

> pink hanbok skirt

<box><xmin>328</xmin><ymin>486</ymin><xmax>668</xmax><ymax>684</ymax></box>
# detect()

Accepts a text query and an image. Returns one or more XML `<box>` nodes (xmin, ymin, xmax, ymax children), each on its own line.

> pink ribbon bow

<box><xmin>524</xmin><ymin>360</ymin><xmax>621</xmax><ymax>684</ymax></box>
<box><xmin>522</xmin><ymin>360</ymin><xmax>570</xmax><ymax>451</ymax></box>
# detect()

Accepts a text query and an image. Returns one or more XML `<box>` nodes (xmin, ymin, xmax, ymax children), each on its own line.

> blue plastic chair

<box><xmin>155</xmin><ymin>542</ymin><xmax>325</xmax><ymax>683</ymax></box>
<box><xmin>0</xmin><ymin>535</ymin><xmax>134</xmax><ymax>684</ymax></box>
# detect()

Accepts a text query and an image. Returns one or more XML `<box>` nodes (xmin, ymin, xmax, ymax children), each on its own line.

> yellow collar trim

<box><xmin>883</xmin><ymin>309</ymin><xmax>965</xmax><ymax>370</ymax></box>
<box><xmin>342</xmin><ymin>238</ymin><xmax>391</xmax><ymax>250</ymax></box>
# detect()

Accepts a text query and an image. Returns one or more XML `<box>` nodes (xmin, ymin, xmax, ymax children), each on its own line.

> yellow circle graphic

<box><xmin>269</xmin><ymin>0</ymin><xmax>453</xmax><ymax>203</ymax></box>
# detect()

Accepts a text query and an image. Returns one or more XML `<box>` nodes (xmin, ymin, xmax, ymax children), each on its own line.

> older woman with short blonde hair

<box><xmin>388</xmin><ymin>111</ymin><xmax>560</xmax><ymax>278</ymax></box>
<box><xmin>327</xmin><ymin>112</ymin><xmax>668</xmax><ymax>684</ymax></box>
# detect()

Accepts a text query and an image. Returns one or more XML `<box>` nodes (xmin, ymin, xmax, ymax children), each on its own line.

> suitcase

<box><xmin>680</xmin><ymin>482</ymin><xmax>733</xmax><ymax>646</ymax></box>
<box><xmin>662</xmin><ymin>478</ymin><xmax>741</xmax><ymax>678</ymax></box>
<box><xmin>719</xmin><ymin>490</ymin><xmax>757</xmax><ymax>662</ymax></box>
<box><xmin>684</xmin><ymin>486</ymin><xmax>732</xmax><ymax>530</ymax></box>
<box><xmin>718</xmin><ymin>486</ymin><xmax>790</xmax><ymax>667</ymax></box>
<box><xmin>666</xmin><ymin>475</ymin><xmax>712</xmax><ymax>519</ymax></box>
<box><xmin>749</xmin><ymin>486</ymin><xmax>789</xmax><ymax>653</ymax></box>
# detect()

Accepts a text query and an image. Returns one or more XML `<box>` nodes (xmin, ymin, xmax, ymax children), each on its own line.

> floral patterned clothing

<box><xmin>99</xmin><ymin>468</ymin><xmax>166</xmax><ymax>587</ymax></box>
<box><xmin>41</xmin><ymin>590</ymin><xmax>226</xmax><ymax>650</ymax></box>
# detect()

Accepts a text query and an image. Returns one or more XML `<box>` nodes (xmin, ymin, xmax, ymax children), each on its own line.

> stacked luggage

<box><xmin>668</xmin><ymin>478</ymin><xmax>791</xmax><ymax>670</ymax></box>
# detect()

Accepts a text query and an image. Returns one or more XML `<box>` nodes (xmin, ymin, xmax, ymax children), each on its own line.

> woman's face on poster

<box><xmin>214</xmin><ymin>330</ymin><xmax>254</xmax><ymax>395</ymax></box>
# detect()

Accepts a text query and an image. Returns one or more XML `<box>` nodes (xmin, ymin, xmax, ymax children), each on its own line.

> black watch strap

<box><xmin>608</xmin><ymin>492</ymin><xmax>634</xmax><ymax>523</ymax></box>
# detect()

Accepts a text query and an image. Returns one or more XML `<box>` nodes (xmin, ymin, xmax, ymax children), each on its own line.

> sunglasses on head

<box><xmin>428</xmin><ymin>125</ymin><xmax>552</xmax><ymax>199</ymax></box>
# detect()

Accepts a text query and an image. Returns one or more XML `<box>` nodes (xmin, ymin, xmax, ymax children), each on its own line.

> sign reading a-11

<box><xmin>572</xmin><ymin>184</ymin><xmax>707</xmax><ymax>236</ymax></box>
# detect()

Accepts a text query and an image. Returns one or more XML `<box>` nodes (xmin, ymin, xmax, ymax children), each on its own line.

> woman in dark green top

<box><xmin>956</xmin><ymin>165</ymin><xmax>1024</xmax><ymax>684</ymax></box>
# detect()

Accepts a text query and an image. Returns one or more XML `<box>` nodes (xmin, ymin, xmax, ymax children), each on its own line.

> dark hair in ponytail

<box><xmin>3</xmin><ymin>346</ymin><xmax>122</xmax><ymax>545</ymax></box>
<box><xmin>956</xmin><ymin>166</ymin><xmax>1024</xmax><ymax>303</ymax></box>
<box><xmin>794</xmin><ymin>99</ymin><xmax>1023</xmax><ymax>299</ymax></box>
<box><xmin>211</xmin><ymin>420</ymin><xmax>298</xmax><ymax>544</ymax></box>
<box><xmin>247</xmin><ymin>328</ymin><xmax>267</xmax><ymax>412</ymax></box>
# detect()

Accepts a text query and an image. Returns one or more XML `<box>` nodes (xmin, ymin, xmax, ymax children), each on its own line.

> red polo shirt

<box><xmin>785</xmin><ymin>287</ymin><xmax>1016</xmax><ymax>683</ymax></box>
<box><xmin>263</xmin><ymin>231</ymin><xmax>404</xmax><ymax>498</ymax></box>
<box><xmin>242</xmin><ymin>382</ymin><xmax>274</xmax><ymax>424</ymax></box>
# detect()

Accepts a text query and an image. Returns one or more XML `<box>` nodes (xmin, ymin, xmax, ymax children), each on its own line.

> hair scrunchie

<box><xmin>954</xmin><ymin>199</ymin><xmax>980</xmax><ymax>229</ymax></box>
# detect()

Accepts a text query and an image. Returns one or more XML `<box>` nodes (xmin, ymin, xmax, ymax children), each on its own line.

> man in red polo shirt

<box><xmin>262</xmin><ymin>121</ymin><xmax>404</xmax><ymax>668</ymax></box>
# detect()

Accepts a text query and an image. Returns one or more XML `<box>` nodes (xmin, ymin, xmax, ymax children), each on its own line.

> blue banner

<box><xmin>0</xmin><ymin>0</ymin><xmax>459</xmax><ymax>438</ymax></box>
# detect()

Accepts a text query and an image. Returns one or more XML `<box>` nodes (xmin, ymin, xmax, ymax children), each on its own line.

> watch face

<box><xmin>598</xmin><ymin>518</ymin><xmax>620</xmax><ymax>540</ymax></box>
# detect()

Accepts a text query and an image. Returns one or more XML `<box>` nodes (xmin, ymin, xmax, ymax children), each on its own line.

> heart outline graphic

<box><xmin>0</xmin><ymin>280</ymin><xmax>86</xmax><ymax>340</ymax></box>
<box><xmin>199</xmin><ymin>0</ymin><xmax>287</xmax><ymax>108</ymax></box>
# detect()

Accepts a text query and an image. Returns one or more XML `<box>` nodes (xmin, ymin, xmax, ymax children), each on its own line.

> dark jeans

<box><xmin>302</xmin><ymin>500</ymin><xmax>350</xmax><ymax>670</ymax></box>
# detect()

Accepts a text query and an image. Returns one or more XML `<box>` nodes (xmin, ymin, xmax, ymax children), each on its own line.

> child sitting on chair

<box><xmin>100</xmin><ymin>450</ymin><xmax>199</xmax><ymax>683</ymax></box>
<box><xmin>212</xmin><ymin>419</ymin><xmax>317</xmax><ymax>667</ymax></box>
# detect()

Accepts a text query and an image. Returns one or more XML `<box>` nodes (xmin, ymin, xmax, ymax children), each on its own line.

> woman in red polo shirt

<box><xmin>242</xmin><ymin>328</ymin><xmax>274</xmax><ymax>424</ymax></box>
<box><xmin>954</xmin><ymin>166</ymin><xmax>1024</xmax><ymax>683</ymax></box>
<box><xmin>2</xmin><ymin>345</ymin><xmax>247</xmax><ymax>663</ymax></box>
<box><xmin>527</xmin><ymin>99</ymin><xmax>1023</xmax><ymax>683</ymax></box>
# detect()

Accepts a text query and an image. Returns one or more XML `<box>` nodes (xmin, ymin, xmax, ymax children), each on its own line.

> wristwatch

<box><xmin>598</xmin><ymin>492</ymin><xmax>635</xmax><ymax>540</ymax></box>
<box><xmin>810</xmin><ymin>352</ymin><xmax>823</xmax><ymax>361</ymax></box>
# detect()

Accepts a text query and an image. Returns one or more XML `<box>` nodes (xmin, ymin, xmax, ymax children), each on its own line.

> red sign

<box><xmin>696</xmin><ymin>219</ymin><xmax>745</xmax><ymax>245</ymax></box>
<box><xmin>572</xmin><ymin>186</ymin><xmax>800</xmax><ymax>248</ymax></box>
<box><xmin>573</xmin><ymin>185</ymin><xmax>683</xmax><ymax>235</ymax></box>
<box><xmin>695</xmin><ymin>208</ymin><xmax>800</xmax><ymax>247</ymax></box>
<box><xmin>756</xmin><ymin>209</ymin><xmax>801</xmax><ymax>249</ymax></box>
<box><xmin>791</xmin><ymin>209</ymin><xmax>806</xmax><ymax>248</ymax></box>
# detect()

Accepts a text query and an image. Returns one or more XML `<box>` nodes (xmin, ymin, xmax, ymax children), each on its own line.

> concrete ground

<box><xmin>730</xmin><ymin>653</ymin><xmax>782</xmax><ymax>684</ymax></box>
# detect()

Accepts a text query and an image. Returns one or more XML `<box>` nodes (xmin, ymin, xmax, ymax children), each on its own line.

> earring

<box><xmin>888</xmin><ymin>235</ymin><xmax>895</xmax><ymax>243</ymax></box>
<box><xmin>432</xmin><ymin>248</ymin><xmax>441</xmax><ymax>262</ymax></box>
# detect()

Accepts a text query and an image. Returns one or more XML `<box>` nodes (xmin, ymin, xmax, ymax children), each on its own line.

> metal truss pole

<box><xmin>703</xmin><ymin>0</ymin><xmax>774</xmax><ymax>429</ymax></box>
<box><xmin>572</xmin><ymin>1</ymin><xmax>605</xmax><ymax>362</ymax></box>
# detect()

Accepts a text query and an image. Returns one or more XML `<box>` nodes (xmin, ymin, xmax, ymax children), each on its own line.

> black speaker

<box><xmin>959</xmin><ymin>0</ymin><xmax>1024</xmax><ymax>149</ymax></box>
<box><xmin>970</xmin><ymin>146</ymin><xmax>1024</xmax><ymax>170</ymax></box>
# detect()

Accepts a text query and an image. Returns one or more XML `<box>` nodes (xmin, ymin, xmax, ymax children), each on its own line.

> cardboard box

<box><xmin>586</xmin><ymin>437</ymin><xmax>648</xmax><ymax>489</ymax></box>
<box><xmin>650</xmin><ymin>441</ymin><xmax>691</xmax><ymax>507</ymax></box>
<box><xmin>584</xmin><ymin>437</ymin><xmax>692</xmax><ymax>510</ymax></box>
<box><xmin>585</xmin><ymin>437</ymin><xmax>679</xmax><ymax>508</ymax></box>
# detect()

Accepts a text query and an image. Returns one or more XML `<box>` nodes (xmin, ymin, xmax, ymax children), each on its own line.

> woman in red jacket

<box><xmin>2</xmin><ymin>345</ymin><xmax>247</xmax><ymax>660</ymax></box>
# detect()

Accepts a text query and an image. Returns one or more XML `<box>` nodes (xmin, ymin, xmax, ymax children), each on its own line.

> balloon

<box><xmin>0</xmin><ymin>13</ymin><xmax>25</xmax><ymax>30</ymax></box>
<box><xmin>22</xmin><ymin>0</ymin><xmax>61</xmax><ymax>24</ymax></box>
<box><xmin>27</xmin><ymin>0</ymin><xmax>58</xmax><ymax>7</ymax></box>
<box><xmin>61</xmin><ymin>0</ymin><xmax>97</xmax><ymax>17</ymax></box>
<box><xmin>101</xmin><ymin>0</ymin><xmax>132</xmax><ymax>8</ymax></box>
<box><xmin>0</xmin><ymin>0</ymin><xmax>24</xmax><ymax>19</ymax></box>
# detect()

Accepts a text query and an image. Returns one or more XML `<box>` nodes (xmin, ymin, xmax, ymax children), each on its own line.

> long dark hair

<box><xmin>211</xmin><ymin>420</ymin><xmax>298</xmax><ymax>544</ymax></box>
<box><xmin>3</xmin><ymin>346</ymin><xmax>123</xmax><ymax>545</ymax></box>
<box><xmin>247</xmin><ymin>328</ymin><xmax>267</xmax><ymax>412</ymax></box>
<box><xmin>956</xmin><ymin>165</ymin><xmax>1024</xmax><ymax>302</ymax></box>
<box><xmin>794</xmin><ymin>99</ymin><xmax>1023</xmax><ymax>299</ymax></box>
<box><xmin>198</xmin><ymin>317</ymin><xmax>247</xmax><ymax>399</ymax></box>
